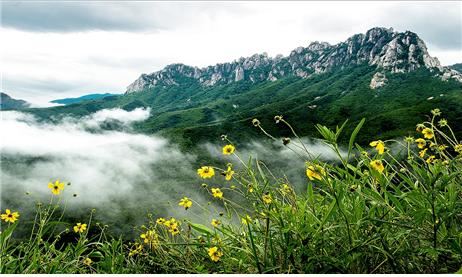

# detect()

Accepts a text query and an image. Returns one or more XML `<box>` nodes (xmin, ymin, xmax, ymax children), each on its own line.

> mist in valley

<box><xmin>0</xmin><ymin>108</ymin><xmax>344</xmax><ymax>235</ymax></box>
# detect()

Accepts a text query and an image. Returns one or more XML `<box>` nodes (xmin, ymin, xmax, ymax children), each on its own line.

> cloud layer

<box><xmin>1</xmin><ymin>108</ymin><xmax>346</xmax><ymax>234</ymax></box>
<box><xmin>2</xmin><ymin>2</ymin><xmax>244</xmax><ymax>33</ymax></box>
<box><xmin>0</xmin><ymin>108</ymin><xmax>210</xmax><ymax>233</ymax></box>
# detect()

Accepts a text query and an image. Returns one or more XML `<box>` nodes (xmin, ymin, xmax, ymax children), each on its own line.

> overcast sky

<box><xmin>1</xmin><ymin>1</ymin><xmax>461</xmax><ymax>106</ymax></box>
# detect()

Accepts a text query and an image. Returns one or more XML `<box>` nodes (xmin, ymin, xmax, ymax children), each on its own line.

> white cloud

<box><xmin>81</xmin><ymin>107</ymin><xmax>151</xmax><ymax>128</ymax></box>
<box><xmin>0</xmin><ymin>108</ymin><xmax>347</xmax><ymax>228</ymax></box>
<box><xmin>0</xmin><ymin>108</ymin><xmax>210</xmax><ymax>228</ymax></box>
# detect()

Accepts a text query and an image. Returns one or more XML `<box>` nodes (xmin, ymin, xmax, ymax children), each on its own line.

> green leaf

<box><xmin>347</xmin><ymin>118</ymin><xmax>365</xmax><ymax>161</ymax></box>
<box><xmin>189</xmin><ymin>222</ymin><xmax>213</xmax><ymax>236</ymax></box>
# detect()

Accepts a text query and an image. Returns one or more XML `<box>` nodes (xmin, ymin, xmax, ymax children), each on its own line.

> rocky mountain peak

<box><xmin>126</xmin><ymin>27</ymin><xmax>461</xmax><ymax>93</ymax></box>
<box><xmin>306</xmin><ymin>41</ymin><xmax>332</xmax><ymax>51</ymax></box>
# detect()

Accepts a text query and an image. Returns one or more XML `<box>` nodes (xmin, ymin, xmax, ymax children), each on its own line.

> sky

<box><xmin>1</xmin><ymin>1</ymin><xmax>461</xmax><ymax>106</ymax></box>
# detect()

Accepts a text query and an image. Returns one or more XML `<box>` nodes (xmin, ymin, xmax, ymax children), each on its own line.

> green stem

<box><xmin>247</xmin><ymin>222</ymin><xmax>262</xmax><ymax>273</ymax></box>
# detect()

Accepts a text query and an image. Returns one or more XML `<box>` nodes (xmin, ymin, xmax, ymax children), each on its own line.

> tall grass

<box><xmin>1</xmin><ymin>109</ymin><xmax>461</xmax><ymax>273</ymax></box>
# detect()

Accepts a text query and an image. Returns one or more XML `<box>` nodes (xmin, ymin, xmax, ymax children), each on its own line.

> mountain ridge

<box><xmin>50</xmin><ymin>93</ymin><xmax>120</xmax><ymax>105</ymax></box>
<box><xmin>126</xmin><ymin>27</ymin><xmax>462</xmax><ymax>93</ymax></box>
<box><xmin>0</xmin><ymin>93</ymin><xmax>31</xmax><ymax>110</ymax></box>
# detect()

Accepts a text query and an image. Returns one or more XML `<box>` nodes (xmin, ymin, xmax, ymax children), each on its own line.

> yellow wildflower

<box><xmin>1</xmin><ymin>209</ymin><xmax>19</xmax><ymax>223</ymax></box>
<box><xmin>164</xmin><ymin>218</ymin><xmax>178</xmax><ymax>228</ymax></box>
<box><xmin>208</xmin><ymin>247</ymin><xmax>223</xmax><ymax>262</ymax></box>
<box><xmin>211</xmin><ymin>219</ymin><xmax>221</xmax><ymax>227</ymax></box>
<box><xmin>426</xmin><ymin>155</ymin><xmax>436</xmax><ymax>164</ymax></box>
<box><xmin>370</xmin><ymin>160</ymin><xmax>385</xmax><ymax>173</ymax></box>
<box><xmin>415</xmin><ymin>138</ymin><xmax>426</xmax><ymax>149</ymax></box>
<box><xmin>83</xmin><ymin>258</ymin><xmax>92</xmax><ymax>266</ymax></box>
<box><xmin>419</xmin><ymin>148</ymin><xmax>428</xmax><ymax>158</ymax></box>
<box><xmin>262</xmin><ymin>194</ymin><xmax>272</xmax><ymax>204</ymax></box>
<box><xmin>241</xmin><ymin>215</ymin><xmax>252</xmax><ymax>225</ymax></box>
<box><xmin>455</xmin><ymin>144</ymin><xmax>462</xmax><ymax>153</ymax></box>
<box><xmin>178</xmin><ymin>197</ymin><xmax>192</xmax><ymax>210</ymax></box>
<box><xmin>140</xmin><ymin>230</ymin><xmax>158</xmax><ymax>247</ymax></box>
<box><xmin>129</xmin><ymin>243</ymin><xmax>143</xmax><ymax>257</ymax></box>
<box><xmin>197</xmin><ymin>236</ymin><xmax>206</xmax><ymax>243</ymax></box>
<box><xmin>248</xmin><ymin>185</ymin><xmax>254</xmax><ymax>193</ymax></box>
<box><xmin>438</xmin><ymin>145</ymin><xmax>448</xmax><ymax>151</ymax></box>
<box><xmin>222</xmin><ymin>144</ymin><xmax>235</xmax><ymax>155</ymax></box>
<box><xmin>280</xmin><ymin>184</ymin><xmax>291</xmax><ymax>195</ymax></box>
<box><xmin>156</xmin><ymin>218</ymin><xmax>166</xmax><ymax>225</ymax></box>
<box><xmin>48</xmin><ymin>180</ymin><xmax>65</xmax><ymax>195</ymax></box>
<box><xmin>306</xmin><ymin>165</ymin><xmax>326</xmax><ymax>181</ymax></box>
<box><xmin>212</xmin><ymin>235</ymin><xmax>222</xmax><ymax>244</ymax></box>
<box><xmin>422</xmin><ymin>128</ymin><xmax>434</xmax><ymax>139</ymax></box>
<box><xmin>164</xmin><ymin>218</ymin><xmax>180</xmax><ymax>235</ymax></box>
<box><xmin>169</xmin><ymin>226</ymin><xmax>180</xmax><ymax>235</ymax></box>
<box><xmin>197</xmin><ymin>166</ymin><xmax>215</xmax><ymax>179</ymax></box>
<box><xmin>211</xmin><ymin>188</ymin><xmax>223</xmax><ymax>199</ymax></box>
<box><xmin>222</xmin><ymin>165</ymin><xmax>235</xmax><ymax>181</ymax></box>
<box><xmin>369</xmin><ymin>140</ymin><xmax>385</xmax><ymax>154</ymax></box>
<box><xmin>416</xmin><ymin>124</ymin><xmax>425</xmax><ymax>132</ymax></box>
<box><xmin>73</xmin><ymin>223</ymin><xmax>87</xmax><ymax>233</ymax></box>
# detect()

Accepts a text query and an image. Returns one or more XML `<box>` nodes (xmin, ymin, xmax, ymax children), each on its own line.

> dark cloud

<box><xmin>4</xmin><ymin>76</ymin><xmax>81</xmax><ymax>94</ymax></box>
<box><xmin>1</xmin><ymin>1</ymin><xmax>248</xmax><ymax>33</ymax></box>
<box><xmin>2</xmin><ymin>1</ymin><xmax>166</xmax><ymax>32</ymax></box>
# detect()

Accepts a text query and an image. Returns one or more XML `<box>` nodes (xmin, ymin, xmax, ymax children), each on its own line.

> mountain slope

<box><xmin>29</xmin><ymin>65</ymin><xmax>462</xmax><ymax>148</ymax></box>
<box><xmin>0</xmin><ymin>93</ymin><xmax>31</xmax><ymax>110</ymax></box>
<box><xmin>28</xmin><ymin>27</ymin><xmax>462</xmax><ymax>147</ymax></box>
<box><xmin>450</xmin><ymin>63</ymin><xmax>462</xmax><ymax>73</ymax></box>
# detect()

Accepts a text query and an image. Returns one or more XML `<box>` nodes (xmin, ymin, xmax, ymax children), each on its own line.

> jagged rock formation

<box><xmin>126</xmin><ymin>27</ymin><xmax>462</xmax><ymax>93</ymax></box>
<box><xmin>370</xmin><ymin>72</ymin><xmax>388</xmax><ymax>89</ymax></box>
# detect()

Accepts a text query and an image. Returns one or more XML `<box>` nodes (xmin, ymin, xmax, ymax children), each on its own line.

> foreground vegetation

<box><xmin>1</xmin><ymin>109</ymin><xmax>462</xmax><ymax>273</ymax></box>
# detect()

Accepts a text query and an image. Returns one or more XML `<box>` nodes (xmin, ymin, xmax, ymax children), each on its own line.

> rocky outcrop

<box><xmin>370</xmin><ymin>72</ymin><xmax>388</xmax><ymax>89</ymax></box>
<box><xmin>441</xmin><ymin>69</ymin><xmax>462</xmax><ymax>82</ymax></box>
<box><xmin>126</xmin><ymin>27</ymin><xmax>462</xmax><ymax>93</ymax></box>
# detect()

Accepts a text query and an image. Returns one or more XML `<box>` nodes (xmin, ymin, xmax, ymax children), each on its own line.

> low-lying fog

<box><xmin>0</xmin><ymin>108</ymin><xmax>342</xmax><ymax>235</ymax></box>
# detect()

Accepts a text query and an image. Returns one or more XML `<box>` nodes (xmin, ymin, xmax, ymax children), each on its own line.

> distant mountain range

<box><xmin>0</xmin><ymin>93</ymin><xmax>30</xmax><ymax>110</ymax></box>
<box><xmin>50</xmin><ymin>93</ymin><xmax>120</xmax><ymax>105</ymax></box>
<box><xmin>126</xmin><ymin>27</ymin><xmax>461</xmax><ymax>93</ymax></box>
<box><xmin>28</xmin><ymin>27</ymin><xmax>462</xmax><ymax>147</ymax></box>
<box><xmin>450</xmin><ymin>63</ymin><xmax>462</xmax><ymax>73</ymax></box>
